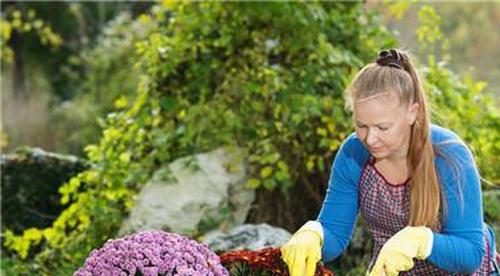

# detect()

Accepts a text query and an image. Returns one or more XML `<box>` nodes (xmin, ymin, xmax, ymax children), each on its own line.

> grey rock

<box><xmin>200</xmin><ymin>223</ymin><xmax>292</xmax><ymax>253</ymax></box>
<box><xmin>119</xmin><ymin>147</ymin><xmax>254</xmax><ymax>237</ymax></box>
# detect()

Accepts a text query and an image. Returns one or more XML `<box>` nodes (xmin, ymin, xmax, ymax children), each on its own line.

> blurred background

<box><xmin>2</xmin><ymin>1</ymin><xmax>499</xmax><ymax>156</ymax></box>
<box><xmin>1</xmin><ymin>1</ymin><xmax>499</xmax><ymax>275</ymax></box>
<box><xmin>2</xmin><ymin>1</ymin><xmax>500</xmax><ymax>156</ymax></box>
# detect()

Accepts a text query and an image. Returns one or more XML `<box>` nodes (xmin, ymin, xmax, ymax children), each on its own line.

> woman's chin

<box><xmin>370</xmin><ymin>150</ymin><xmax>387</xmax><ymax>158</ymax></box>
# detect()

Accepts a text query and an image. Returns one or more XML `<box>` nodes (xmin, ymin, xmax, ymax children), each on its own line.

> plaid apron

<box><xmin>358</xmin><ymin>157</ymin><xmax>493</xmax><ymax>275</ymax></box>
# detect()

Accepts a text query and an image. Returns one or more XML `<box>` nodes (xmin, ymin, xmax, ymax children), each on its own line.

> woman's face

<box><xmin>353</xmin><ymin>93</ymin><xmax>418</xmax><ymax>161</ymax></box>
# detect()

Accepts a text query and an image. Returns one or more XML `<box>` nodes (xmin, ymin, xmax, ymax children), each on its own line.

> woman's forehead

<box><xmin>355</xmin><ymin>92</ymin><xmax>398</xmax><ymax>104</ymax></box>
<box><xmin>353</xmin><ymin>94</ymin><xmax>405</xmax><ymax>123</ymax></box>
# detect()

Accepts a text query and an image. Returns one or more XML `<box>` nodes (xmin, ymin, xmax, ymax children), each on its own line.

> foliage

<box><xmin>48</xmin><ymin>11</ymin><xmax>156</xmax><ymax>155</ymax></box>
<box><xmin>380</xmin><ymin>2</ymin><xmax>500</xmax><ymax>98</ymax></box>
<box><xmin>2</xmin><ymin>2</ymin><xmax>498</xmax><ymax>276</ymax></box>
<box><xmin>1</xmin><ymin>2</ymin><xmax>153</xmax><ymax>100</ymax></box>
<box><xmin>424</xmin><ymin>57</ymin><xmax>500</xmax><ymax>185</ymax></box>
<box><xmin>0</xmin><ymin>7</ymin><xmax>62</xmax><ymax>64</ymax></box>
<box><xmin>1</xmin><ymin>4</ymin><xmax>155</xmax><ymax>156</ymax></box>
<box><xmin>414</xmin><ymin>5</ymin><xmax>500</xmax><ymax>185</ymax></box>
<box><xmin>436</xmin><ymin>2</ymin><xmax>500</xmax><ymax>98</ymax></box>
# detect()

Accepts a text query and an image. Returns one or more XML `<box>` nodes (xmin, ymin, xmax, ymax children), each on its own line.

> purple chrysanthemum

<box><xmin>74</xmin><ymin>231</ymin><xmax>229</xmax><ymax>276</ymax></box>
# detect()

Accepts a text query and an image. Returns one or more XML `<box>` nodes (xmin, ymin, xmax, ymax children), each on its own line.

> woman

<box><xmin>281</xmin><ymin>49</ymin><xmax>499</xmax><ymax>276</ymax></box>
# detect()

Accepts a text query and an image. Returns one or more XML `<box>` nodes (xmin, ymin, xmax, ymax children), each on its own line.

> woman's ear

<box><xmin>407</xmin><ymin>103</ymin><xmax>419</xmax><ymax>125</ymax></box>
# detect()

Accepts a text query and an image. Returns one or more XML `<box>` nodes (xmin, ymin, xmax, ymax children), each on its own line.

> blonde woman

<box><xmin>281</xmin><ymin>49</ymin><xmax>499</xmax><ymax>276</ymax></box>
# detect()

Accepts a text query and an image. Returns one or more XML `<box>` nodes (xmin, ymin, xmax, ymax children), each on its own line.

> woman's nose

<box><xmin>366</xmin><ymin>129</ymin><xmax>378</xmax><ymax>146</ymax></box>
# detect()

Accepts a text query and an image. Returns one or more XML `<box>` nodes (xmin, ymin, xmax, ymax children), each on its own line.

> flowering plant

<box><xmin>74</xmin><ymin>231</ymin><xmax>229</xmax><ymax>276</ymax></box>
<box><xmin>219</xmin><ymin>247</ymin><xmax>334</xmax><ymax>276</ymax></box>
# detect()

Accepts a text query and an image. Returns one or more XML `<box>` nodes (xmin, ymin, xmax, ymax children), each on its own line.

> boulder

<box><xmin>119</xmin><ymin>147</ymin><xmax>254</xmax><ymax>237</ymax></box>
<box><xmin>201</xmin><ymin>223</ymin><xmax>292</xmax><ymax>253</ymax></box>
<box><xmin>1</xmin><ymin>147</ymin><xmax>87</xmax><ymax>232</ymax></box>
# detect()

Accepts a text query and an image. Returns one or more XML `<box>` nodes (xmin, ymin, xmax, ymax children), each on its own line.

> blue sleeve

<box><xmin>427</xmin><ymin>141</ymin><xmax>486</xmax><ymax>272</ymax></box>
<box><xmin>316</xmin><ymin>134</ymin><xmax>369</xmax><ymax>262</ymax></box>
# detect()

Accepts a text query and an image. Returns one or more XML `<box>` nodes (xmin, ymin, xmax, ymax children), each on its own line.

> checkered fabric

<box><xmin>358</xmin><ymin>157</ymin><xmax>493</xmax><ymax>275</ymax></box>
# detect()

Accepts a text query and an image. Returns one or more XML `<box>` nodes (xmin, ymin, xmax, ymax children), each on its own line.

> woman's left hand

<box><xmin>368</xmin><ymin>226</ymin><xmax>433</xmax><ymax>276</ymax></box>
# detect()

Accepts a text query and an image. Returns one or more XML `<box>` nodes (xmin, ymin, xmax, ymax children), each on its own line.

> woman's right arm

<box><xmin>317</xmin><ymin>134</ymin><xmax>367</xmax><ymax>262</ymax></box>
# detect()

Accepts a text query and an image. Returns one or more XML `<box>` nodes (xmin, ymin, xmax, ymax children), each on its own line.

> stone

<box><xmin>200</xmin><ymin>223</ymin><xmax>292</xmax><ymax>253</ymax></box>
<box><xmin>1</xmin><ymin>147</ymin><xmax>87</xmax><ymax>232</ymax></box>
<box><xmin>119</xmin><ymin>147</ymin><xmax>254</xmax><ymax>237</ymax></box>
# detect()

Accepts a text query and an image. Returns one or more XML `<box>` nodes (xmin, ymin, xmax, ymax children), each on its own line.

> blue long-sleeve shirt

<box><xmin>317</xmin><ymin>124</ymin><xmax>488</xmax><ymax>273</ymax></box>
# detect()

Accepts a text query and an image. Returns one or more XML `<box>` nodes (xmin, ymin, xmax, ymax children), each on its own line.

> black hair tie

<box><xmin>376</xmin><ymin>49</ymin><xmax>404</xmax><ymax>69</ymax></box>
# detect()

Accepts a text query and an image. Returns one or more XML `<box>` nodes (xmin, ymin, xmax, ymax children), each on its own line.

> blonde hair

<box><xmin>346</xmin><ymin>49</ymin><xmax>441</xmax><ymax>228</ymax></box>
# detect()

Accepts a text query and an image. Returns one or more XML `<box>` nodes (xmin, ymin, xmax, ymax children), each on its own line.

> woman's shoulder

<box><xmin>339</xmin><ymin>132</ymin><xmax>370</xmax><ymax>164</ymax></box>
<box><xmin>342</xmin><ymin>132</ymin><xmax>365</xmax><ymax>151</ymax></box>
<box><xmin>430</xmin><ymin>124</ymin><xmax>462</xmax><ymax>144</ymax></box>
<box><xmin>430</xmin><ymin>124</ymin><xmax>475</xmax><ymax>170</ymax></box>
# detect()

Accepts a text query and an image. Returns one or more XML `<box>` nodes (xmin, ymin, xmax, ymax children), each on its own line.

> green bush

<box><xmin>424</xmin><ymin>57</ymin><xmax>500</xmax><ymax>185</ymax></box>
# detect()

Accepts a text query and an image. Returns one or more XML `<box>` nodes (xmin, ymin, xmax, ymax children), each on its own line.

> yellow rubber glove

<box><xmin>369</xmin><ymin>226</ymin><xmax>433</xmax><ymax>276</ymax></box>
<box><xmin>281</xmin><ymin>222</ymin><xmax>323</xmax><ymax>276</ymax></box>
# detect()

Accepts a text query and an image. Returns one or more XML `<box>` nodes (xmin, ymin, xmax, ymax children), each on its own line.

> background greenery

<box><xmin>1</xmin><ymin>1</ymin><xmax>498</xmax><ymax>275</ymax></box>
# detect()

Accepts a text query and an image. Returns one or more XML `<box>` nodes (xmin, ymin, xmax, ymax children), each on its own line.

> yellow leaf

<box><xmin>152</xmin><ymin>116</ymin><xmax>162</xmax><ymax>127</ymax></box>
<box><xmin>114</xmin><ymin>95</ymin><xmax>128</xmax><ymax>109</ymax></box>
<box><xmin>60</xmin><ymin>194</ymin><xmax>69</xmax><ymax>205</ymax></box>
<box><xmin>119</xmin><ymin>152</ymin><xmax>131</xmax><ymax>163</ymax></box>
<box><xmin>124</xmin><ymin>198</ymin><xmax>134</xmax><ymax>210</ymax></box>
<box><xmin>13</xmin><ymin>11</ymin><xmax>21</xmax><ymax>19</ymax></box>
<box><xmin>78</xmin><ymin>215</ymin><xmax>90</xmax><ymax>229</ymax></box>
<box><xmin>1</xmin><ymin>21</ymin><xmax>12</xmax><ymax>40</ymax></box>
<box><xmin>178</xmin><ymin>109</ymin><xmax>186</xmax><ymax>119</ymax></box>
<box><xmin>23</xmin><ymin>23</ymin><xmax>31</xmax><ymax>32</ymax></box>
<box><xmin>162</xmin><ymin>0</ymin><xmax>177</xmax><ymax>8</ymax></box>
<box><xmin>103</xmin><ymin>128</ymin><xmax>121</xmax><ymax>141</ymax></box>
<box><xmin>53</xmin><ymin>217</ymin><xmax>65</xmax><ymax>229</ymax></box>
<box><xmin>105</xmin><ymin>191</ymin><xmax>117</xmax><ymax>200</ymax></box>
<box><xmin>475</xmin><ymin>81</ymin><xmax>486</xmax><ymax>93</ymax></box>
<box><xmin>12</xmin><ymin>18</ymin><xmax>22</xmax><ymax>29</ymax></box>
<box><xmin>43</xmin><ymin>228</ymin><xmax>62</xmax><ymax>247</ymax></box>
<box><xmin>306</xmin><ymin>159</ymin><xmax>315</xmax><ymax>171</ymax></box>
<box><xmin>316</xmin><ymin>127</ymin><xmax>327</xmax><ymax>137</ymax></box>
<box><xmin>3</xmin><ymin>230</ymin><xmax>15</xmax><ymax>247</ymax></box>
<box><xmin>84</xmin><ymin>171</ymin><xmax>96</xmax><ymax>183</ymax></box>
<box><xmin>138</xmin><ymin>14</ymin><xmax>151</xmax><ymax>24</ymax></box>
<box><xmin>277</xmin><ymin>161</ymin><xmax>288</xmax><ymax>171</ymax></box>
<box><xmin>18</xmin><ymin>239</ymin><xmax>30</xmax><ymax>259</ymax></box>
<box><xmin>327</xmin><ymin>123</ymin><xmax>335</xmax><ymax>133</ymax></box>
<box><xmin>43</xmin><ymin>228</ymin><xmax>55</xmax><ymax>241</ymax></box>
<box><xmin>24</xmin><ymin>228</ymin><xmax>42</xmax><ymax>244</ymax></box>
<box><xmin>246</xmin><ymin>178</ymin><xmax>261</xmax><ymax>188</ymax></box>
<box><xmin>33</xmin><ymin>19</ymin><xmax>43</xmax><ymax>29</ymax></box>
<box><xmin>260</xmin><ymin>166</ymin><xmax>273</xmax><ymax>178</ymax></box>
